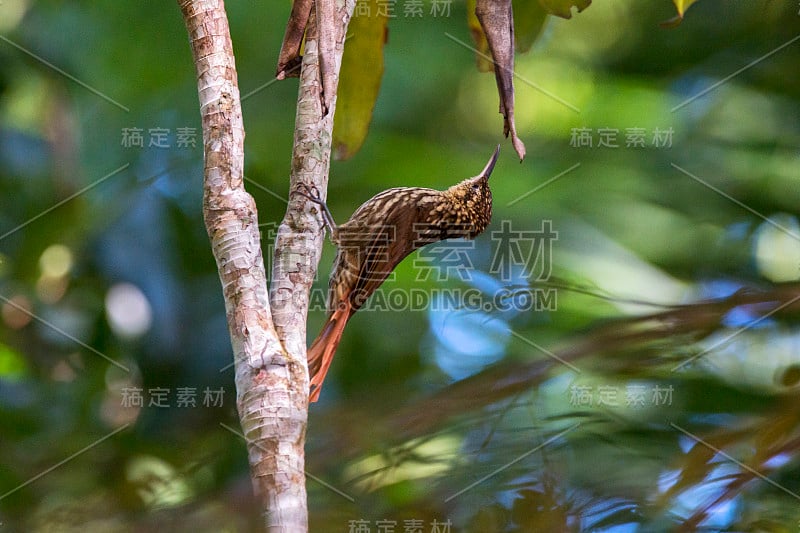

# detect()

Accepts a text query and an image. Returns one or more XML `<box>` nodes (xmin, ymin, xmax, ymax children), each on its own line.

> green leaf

<box><xmin>332</xmin><ymin>0</ymin><xmax>388</xmax><ymax>160</ymax></box>
<box><xmin>536</xmin><ymin>0</ymin><xmax>591</xmax><ymax>19</ymax></box>
<box><xmin>513</xmin><ymin>0</ymin><xmax>548</xmax><ymax>53</ymax></box>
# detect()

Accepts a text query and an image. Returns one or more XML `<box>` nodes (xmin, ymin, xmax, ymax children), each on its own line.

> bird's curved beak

<box><xmin>480</xmin><ymin>144</ymin><xmax>501</xmax><ymax>180</ymax></box>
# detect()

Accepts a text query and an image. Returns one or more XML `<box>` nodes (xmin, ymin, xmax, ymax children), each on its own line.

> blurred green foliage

<box><xmin>1</xmin><ymin>0</ymin><xmax>800</xmax><ymax>531</ymax></box>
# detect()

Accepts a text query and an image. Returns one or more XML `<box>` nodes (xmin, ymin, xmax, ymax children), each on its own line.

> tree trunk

<box><xmin>178</xmin><ymin>0</ymin><xmax>353</xmax><ymax>530</ymax></box>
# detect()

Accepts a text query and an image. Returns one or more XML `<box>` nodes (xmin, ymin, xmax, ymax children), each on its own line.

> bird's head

<box><xmin>445</xmin><ymin>145</ymin><xmax>498</xmax><ymax>237</ymax></box>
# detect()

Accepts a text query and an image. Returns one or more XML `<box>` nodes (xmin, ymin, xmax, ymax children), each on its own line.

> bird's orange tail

<box><xmin>308</xmin><ymin>301</ymin><xmax>352</xmax><ymax>402</ymax></box>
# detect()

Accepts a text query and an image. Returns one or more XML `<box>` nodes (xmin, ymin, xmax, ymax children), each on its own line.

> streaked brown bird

<box><xmin>299</xmin><ymin>146</ymin><xmax>499</xmax><ymax>401</ymax></box>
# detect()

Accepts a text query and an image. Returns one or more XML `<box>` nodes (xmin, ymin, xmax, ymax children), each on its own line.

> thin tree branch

<box><xmin>270</xmin><ymin>3</ymin><xmax>355</xmax><ymax>372</ymax></box>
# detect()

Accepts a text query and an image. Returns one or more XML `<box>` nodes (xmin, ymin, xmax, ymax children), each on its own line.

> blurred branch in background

<box><xmin>308</xmin><ymin>281</ymin><xmax>800</xmax><ymax>529</ymax></box>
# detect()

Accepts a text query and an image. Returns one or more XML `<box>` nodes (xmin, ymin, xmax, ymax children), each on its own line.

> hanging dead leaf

<box><xmin>475</xmin><ymin>0</ymin><xmax>527</xmax><ymax>160</ymax></box>
<box><xmin>275</xmin><ymin>0</ymin><xmax>343</xmax><ymax>115</ymax></box>
<box><xmin>276</xmin><ymin>0</ymin><xmax>312</xmax><ymax>79</ymax></box>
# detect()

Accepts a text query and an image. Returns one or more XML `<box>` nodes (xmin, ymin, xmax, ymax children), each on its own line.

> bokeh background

<box><xmin>1</xmin><ymin>0</ymin><xmax>800</xmax><ymax>530</ymax></box>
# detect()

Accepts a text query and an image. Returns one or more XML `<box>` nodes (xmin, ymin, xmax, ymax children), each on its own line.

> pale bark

<box><xmin>178</xmin><ymin>0</ymin><xmax>354</xmax><ymax>531</ymax></box>
<box><xmin>270</xmin><ymin>2</ymin><xmax>355</xmax><ymax>370</ymax></box>
<box><xmin>177</xmin><ymin>1</ymin><xmax>303</xmax><ymax>527</ymax></box>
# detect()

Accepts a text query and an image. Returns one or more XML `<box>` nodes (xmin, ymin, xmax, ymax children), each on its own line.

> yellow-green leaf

<box><xmin>536</xmin><ymin>0</ymin><xmax>591</xmax><ymax>19</ymax></box>
<box><xmin>332</xmin><ymin>0</ymin><xmax>387</xmax><ymax>160</ymax></box>
<box><xmin>467</xmin><ymin>0</ymin><xmax>494</xmax><ymax>72</ymax></box>
<box><xmin>673</xmin><ymin>0</ymin><xmax>699</xmax><ymax>16</ymax></box>
<box><xmin>661</xmin><ymin>0</ymin><xmax>700</xmax><ymax>27</ymax></box>
<box><xmin>0</xmin><ymin>343</ymin><xmax>28</xmax><ymax>380</ymax></box>
<box><xmin>513</xmin><ymin>0</ymin><xmax>548</xmax><ymax>53</ymax></box>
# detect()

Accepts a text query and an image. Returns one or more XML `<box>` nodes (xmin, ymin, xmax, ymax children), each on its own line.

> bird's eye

<box><xmin>471</xmin><ymin>183</ymin><xmax>480</xmax><ymax>191</ymax></box>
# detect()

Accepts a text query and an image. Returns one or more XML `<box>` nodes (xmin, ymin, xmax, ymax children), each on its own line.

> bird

<box><xmin>297</xmin><ymin>145</ymin><xmax>499</xmax><ymax>401</ymax></box>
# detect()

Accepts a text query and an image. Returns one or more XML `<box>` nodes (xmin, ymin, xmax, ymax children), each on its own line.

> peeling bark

<box><xmin>315</xmin><ymin>0</ymin><xmax>339</xmax><ymax>115</ymax></box>
<box><xmin>270</xmin><ymin>1</ymin><xmax>355</xmax><ymax>370</ymax></box>
<box><xmin>178</xmin><ymin>1</ymin><xmax>310</xmax><ymax>530</ymax></box>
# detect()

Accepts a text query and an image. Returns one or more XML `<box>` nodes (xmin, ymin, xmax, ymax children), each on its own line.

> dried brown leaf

<box><xmin>276</xmin><ymin>0</ymin><xmax>312</xmax><ymax>79</ymax></box>
<box><xmin>475</xmin><ymin>0</ymin><xmax>527</xmax><ymax>160</ymax></box>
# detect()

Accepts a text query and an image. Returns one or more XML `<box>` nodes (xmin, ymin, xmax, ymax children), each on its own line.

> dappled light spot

<box><xmin>342</xmin><ymin>434</ymin><xmax>460</xmax><ymax>492</ymax></box>
<box><xmin>101</xmin><ymin>363</ymin><xmax>142</xmax><ymax>426</ymax></box>
<box><xmin>50</xmin><ymin>358</ymin><xmax>77</xmax><ymax>382</ymax></box>
<box><xmin>667</xmin><ymin>462</ymin><xmax>740</xmax><ymax>528</ymax></box>
<box><xmin>39</xmin><ymin>244</ymin><xmax>73</xmax><ymax>278</ymax></box>
<box><xmin>126</xmin><ymin>455</ymin><xmax>194</xmax><ymax>509</ymax></box>
<box><xmin>428</xmin><ymin>296</ymin><xmax>510</xmax><ymax>380</ymax></box>
<box><xmin>762</xmin><ymin>451</ymin><xmax>792</xmax><ymax>470</ymax></box>
<box><xmin>753</xmin><ymin>214</ymin><xmax>800</xmax><ymax>283</ymax></box>
<box><xmin>105</xmin><ymin>282</ymin><xmax>152</xmax><ymax>340</ymax></box>
<box><xmin>701</xmin><ymin>329</ymin><xmax>800</xmax><ymax>390</ymax></box>
<box><xmin>1</xmin><ymin>294</ymin><xmax>32</xmax><ymax>329</ymax></box>
<box><xmin>35</xmin><ymin>273</ymin><xmax>68</xmax><ymax>304</ymax></box>
<box><xmin>0</xmin><ymin>0</ymin><xmax>29</xmax><ymax>32</ymax></box>
<box><xmin>721</xmin><ymin>302</ymin><xmax>777</xmax><ymax>329</ymax></box>
<box><xmin>35</xmin><ymin>244</ymin><xmax>74</xmax><ymax>303</ymax></box>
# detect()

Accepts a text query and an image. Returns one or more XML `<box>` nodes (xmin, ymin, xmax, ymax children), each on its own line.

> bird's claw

<box><xmin>292</xmin><ymin>183</ymin><xmax>338</xmax><ymax>235</ymax></box>
<box><xmin>293</xmin><ymin>183</ymin><xmax>324</xmax><ymax>204</ymax></box>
